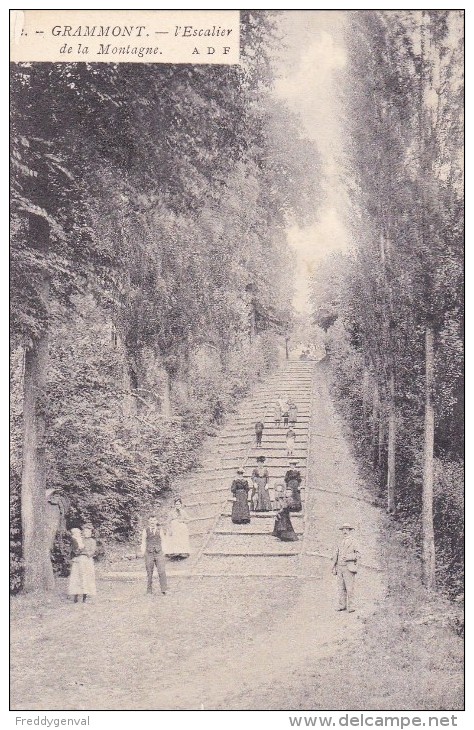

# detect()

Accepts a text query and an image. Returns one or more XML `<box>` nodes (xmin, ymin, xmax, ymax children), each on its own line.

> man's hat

<box><xmin>289</xmin><ymin>460</ymin><xmax>298</xmax><ymax>466</ymax></box>
<box><xmin>256</xmin><ymin>455</ymin><xmax>266</xmax><ymax>463</ymax></box>
<box><xmin>237</xmin><ymin>468</ymin><xmax>245</xmax><ymax>475</ymax></box>
<box><xmin>339</xmin><ymin>523</ymin><xmax>355</xmax><ymax>530</ymax></box>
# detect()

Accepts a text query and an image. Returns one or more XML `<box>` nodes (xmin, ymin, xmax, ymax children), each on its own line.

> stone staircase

<box><xmin>99</xmin><ymin>360</ymin><xmax>315</xmax><ymax>582</ymax></box>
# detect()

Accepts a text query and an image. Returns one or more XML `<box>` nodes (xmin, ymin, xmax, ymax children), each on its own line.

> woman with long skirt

<box><xmin>251</xmin><ymin>456</ymin><xmax>272</xmax><ymax>512</ymax></box>
<box><xmin>285</xmin><ymin>460</ymin><xmax>303</xmax><ymax>512</ymax></box>
<box><xmin>231</xmin><ymin>468</ymin><xmax>251</xmax><ymax>524</ymax></box>
<box><xmin>163</xmin><ymin>497</ymin><xmax>191</xmax><ymax>559</ymax></box>
<box><xmin>272</xmin><ymin>488</ymin><xmax>299</xmax><ymax>542</ymax></box>
<box><xmin>68</xmin><ymin>523</ymin><xmax>97</xmax><ymax>603</ymax></box>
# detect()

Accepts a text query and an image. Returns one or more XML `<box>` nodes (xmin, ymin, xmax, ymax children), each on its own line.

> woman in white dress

<box><xmin>68</xmin><ymin>523</ymin><xmax>97</xmax><ymax>602</ymax></box>
<box><xmin>163</xmin><ymin>497</ymin><xmax>191</xmax><ymax>559</ymax></box>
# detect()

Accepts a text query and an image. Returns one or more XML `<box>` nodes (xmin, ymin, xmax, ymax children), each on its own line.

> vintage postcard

<box><xmin>10</xmin><ymin>8</ymin><xmax>464</xmax><ymax>716</ymax></box>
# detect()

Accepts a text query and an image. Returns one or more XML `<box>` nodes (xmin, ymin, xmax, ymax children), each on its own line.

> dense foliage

<box><xmin>10</xmin><ymin>12</ymin><xmax>321</xmax><ymax>591</ymax></box>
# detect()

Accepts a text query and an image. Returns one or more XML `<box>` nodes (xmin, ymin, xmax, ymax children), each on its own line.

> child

<box><xmin>272</xmin><ymin>481</ymin><xmax>285</xmax><ymax>511</ymax></box>
<box><xmin>286</xmin><ymin>428</ymin><xmax>296</xmax><ymax>457</ymax></box>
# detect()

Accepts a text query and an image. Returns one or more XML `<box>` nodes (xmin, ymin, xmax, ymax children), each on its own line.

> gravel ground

<box><xmin>10</xmin><ymin>362</ymin><xmax>463</xmax><ymax>710</ymax></box>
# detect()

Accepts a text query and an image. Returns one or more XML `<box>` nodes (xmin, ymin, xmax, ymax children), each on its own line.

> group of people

<box><xmin>255</xmin><ymin>397</ymin><xmax>299</xmax><ymax>457</ymax></box>
<box><xmin>139</xmin><ymin>496</ymin><xmax>192</xmax><ymax>595</ymax></box>
<box><xmin>231</xmin><ymin>458</ymin><xmax>303</xmax><ymax>542</ymax></box>
<box><xmin>66</xmin><ymin>393</ymin><xmax>361</xmax><ymax>612</ymax></box>
<box><xmin>68</xmin><ymin>496</ymin><xmax>192</xmax><ymax>601</ymax></box>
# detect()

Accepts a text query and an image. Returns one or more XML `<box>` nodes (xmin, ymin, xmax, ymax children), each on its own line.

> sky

<box><xmin>272</xmin><ymin>11</ymin><xmax>350</xmax><ymax>313</ymax></box>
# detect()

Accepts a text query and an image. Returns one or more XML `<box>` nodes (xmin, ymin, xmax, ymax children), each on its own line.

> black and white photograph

<box><xmin>10</xmin><ymin>8</ymin><xmax>464</xmax><ymax>713</ymax></box>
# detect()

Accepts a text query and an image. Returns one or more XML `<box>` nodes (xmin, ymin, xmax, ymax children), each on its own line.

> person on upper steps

<box><xmin>286</xmin><ymin>427</ymin><xmax>296</xmax><ymax>457</ymax></box>
<box><xmin>288</xmin><ymin>401</ymin><xmax>298</xmax><ymax>425</ymax></box>
<box><xmin>255</xmin><ymin>419</ymin><xmax>264</xmax><ymax>448</ymax></box>
<box><xmin>273</xmin><ymin>401</ymin><xmax>282</xmax><ymax>428</ymax></box>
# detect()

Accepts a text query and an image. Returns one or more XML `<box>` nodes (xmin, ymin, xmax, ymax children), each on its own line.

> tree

<box><xmin>312</xmin><ymin>10</ymin><xmax>463</xmax><ymax>594</ymax></box>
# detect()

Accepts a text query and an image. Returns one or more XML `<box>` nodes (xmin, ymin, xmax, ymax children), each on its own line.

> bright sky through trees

<box><xmin>273</xmin><ymin>11</ymin><xmax>349</xmax><ymax>313</ymax></box>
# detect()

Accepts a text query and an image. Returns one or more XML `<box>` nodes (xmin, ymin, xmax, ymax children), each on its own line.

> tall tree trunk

<box><xmin>387</xmin><ymin>369</ymin><xmax>396</xmax><ymax>513</ymax></box>
<box><xmin>422</xmin><ymin>324</ymin><xmax>436</xmax><ymax>589</ymax></box>
<box><xmin>362</xmin><ymin>366</ymin><xmax>370</xmax><ymax>426</ymax></box>
<box><xmin>21</xmin><ymin>215</ymin><xmax>55</xmax><ymax>592</ymax></box>
<box><xmin>420</xmin><ymin>15</ymin><xmax>436</xmax><ymax>589</ymax></box>
<box><xmin>372</xmin><ymin>382</ymin><xmax>381</xmax><ymax>467</ymax></box>
<box><xmin>21</xmin><ymin>334</ymin><xmax>55</xmax><ymax>591</ymax></box>
<box><xmin>285</xmin><ymin>336</ymin><xmax>289</xmax><ymax>361</ymax></box>
<box><xmin>377</xmin><ymin>412</ymin><xmax>384</xmax><ymax>470</ymax></box>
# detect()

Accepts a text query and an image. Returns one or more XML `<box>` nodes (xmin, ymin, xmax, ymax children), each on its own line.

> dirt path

<box><xmin>10</xmin><ymin>362</ymin><xmax>463</xmax><ymax>710</ymax></box>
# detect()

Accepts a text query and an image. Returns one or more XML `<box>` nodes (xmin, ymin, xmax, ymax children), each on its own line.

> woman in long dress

<box><xmin>68</xmin><ymin>523</ymin><xmax>97</xmax><ymax>602</ymax></box>
<box><xmin>231</xmin><ymin>469</ymin><xmax>251</xmax><ymax>524</ymax></box>
<box><xmin>272</xmin><ymin>488</ymin><xmax>299</xmax><ymax>542</ymax></box>
<box><xmin>163</xmin><ymin>497</ymin><xmax>191</xmax><ymax>559</ymax></box>
<box><xmin>251</xmin><ymin>456</ymin><xmax>272</xmax><ymax>512</ymax></box>
<box><xmin>285</xmin><ymin>460</ymin><xmax>303</xmax><ymax>512</ymax></box>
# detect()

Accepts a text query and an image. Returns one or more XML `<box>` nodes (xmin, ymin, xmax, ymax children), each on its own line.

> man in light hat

<box><xmin>332</xmin><ymin>523</ymin><xmax>360</xmax><ymax>612</ymax></box>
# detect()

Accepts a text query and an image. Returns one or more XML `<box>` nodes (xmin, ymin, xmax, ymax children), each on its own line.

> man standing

<box><xmin>140</xmin><ymin>514</ymin><xmax>168</xmax><ymax>595</ymax></box>
<box><xmin>332</xmin><ymin>523</ymin><xmax>360</xmax><ymax>612</ymax></box>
